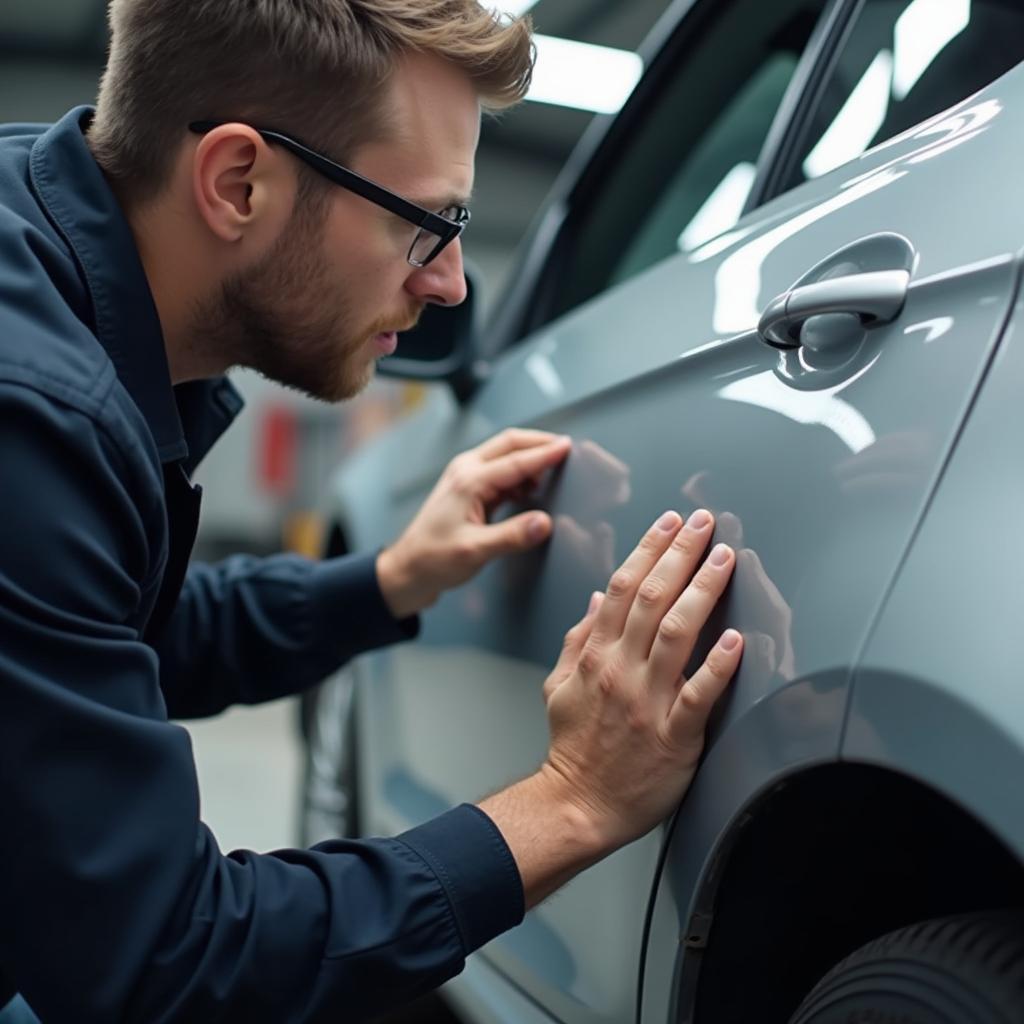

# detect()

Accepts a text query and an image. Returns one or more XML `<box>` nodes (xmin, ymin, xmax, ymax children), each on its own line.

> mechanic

<box><xmin>0</xmin><ymin>2</ymin><xmax>744</xmax><ymax>1021</ymax></box>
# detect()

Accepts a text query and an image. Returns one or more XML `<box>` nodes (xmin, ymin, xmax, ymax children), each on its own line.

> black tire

<box><xmin>298</xmin><ymin>665</ymin><xmax>361</xmax><ymax>847</ymax></box>
<box><xmin>789</xmin><ymin>911</ymin><xmax>1024</xmax><ymax>1024</ymax></box>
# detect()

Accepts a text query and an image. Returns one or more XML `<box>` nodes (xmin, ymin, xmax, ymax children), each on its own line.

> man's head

<box><xmin>89</xmin><ymin>0</ymin><xmax>534</xmax><ymax>400</ymax></box>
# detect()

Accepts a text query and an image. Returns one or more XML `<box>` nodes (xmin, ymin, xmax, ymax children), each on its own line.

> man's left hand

<box><xmin>376</xmin><ymin>429</ymin><xmax>572</xmax><ymax>618</ymax></box>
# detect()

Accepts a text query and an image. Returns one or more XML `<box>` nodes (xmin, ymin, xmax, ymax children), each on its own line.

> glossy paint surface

<box><xmin>844</xmin><ymin>289</ymin><xmax>1024</xmax><ymax>854</ymax></box>
<box><xmin>639</xmin><ymin>80</ymin><xmax>1024</xmax><ymax>1023</ymax></box>
<box><xmin>332</xmin><ymin>68</ymin><xmax>1024</xmax><ymax>1024</ymax></box>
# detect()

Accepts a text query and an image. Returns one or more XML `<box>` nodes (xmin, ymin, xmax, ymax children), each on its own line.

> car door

<box><xmin>351</xmin><ymin>1</ymin><xmax>1024</xmax><ymax>1022</ymax></box>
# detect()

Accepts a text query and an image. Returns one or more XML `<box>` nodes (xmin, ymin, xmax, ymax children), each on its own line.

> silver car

<box><xmin>302</xmin><ymin>0</ymin><xmax>1024</xmax><ymax>1020</ymax></box>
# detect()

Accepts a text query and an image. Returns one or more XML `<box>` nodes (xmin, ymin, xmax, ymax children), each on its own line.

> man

<box><xmin>0</xmin><ymin>1</ymin><xmax>743</xmax><ymax>1021</ymax></box>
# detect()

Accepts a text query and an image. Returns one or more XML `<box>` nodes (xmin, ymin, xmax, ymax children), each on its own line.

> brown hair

<box><xmin>89</xmin><ymin>0</ymin><xmax>534</xmax><ymax>206</ymax></box>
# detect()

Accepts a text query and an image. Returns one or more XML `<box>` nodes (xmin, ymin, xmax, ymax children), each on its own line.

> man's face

<box><xmin>204</xmin><ymin>52</ymin><xmax>480</xmax><ymax>402</ymax></box>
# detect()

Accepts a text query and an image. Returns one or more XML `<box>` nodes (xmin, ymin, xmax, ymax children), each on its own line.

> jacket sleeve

<box><xmin>154</xmin><ymin>552</ymin><xmax>419</xmax><ymax>719</ymax></box>
<box><xmin>0</xmin><ymin>382</ymin><xmax>524</xmax><ymax>1024</ymax></box>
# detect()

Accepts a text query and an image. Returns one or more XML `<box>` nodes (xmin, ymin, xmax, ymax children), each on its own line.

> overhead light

<box><xmin>491</xmin><ymin>3</ymin><xmax>644</xmax><ymax>114</ymax></box>
<box><xmin>678</xmin><ymin>162</ymin><xmax>757</xmax><ymax>251</ymax></box>
<box><xmin>497</xmin><ymin>0</ymin><xmax>540</xmax><ymax>15</ymax></box>
<box><xmin>528</xmin><ymin>35</ymin><xmax>643</xmax><ymax>114</ymax></box>
<box><xmin>892</xmin><ymin>0</ymin><xmax>970</xmax><ymax>101</ymax></box>
<box><xmin>803</xmin><ymin>49</ymin><xmax>893</xmax><ymax>179</ymax></box>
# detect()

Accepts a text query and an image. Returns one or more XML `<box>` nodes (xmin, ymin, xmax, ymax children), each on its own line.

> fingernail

<box><xmin>719</xmin><ymin>629</ymin><xmax>741</xmax><ymax>652</ymax></box>
<box><xmin>687</xmin><ymin>509</ymin><xmax>712</xmax><ymax>531</ymax></box>
<box><xmin>709</xmin><ymin>543</ymin><xmax>731</xmax><ymax>567</ymax></box>
<box><xmin>528</xmin><ymin>514</ymin><xmax>549</xmax><ymax>541</ymax></box>
<box><xmin>656</xmin><ymin>510</ymin><xmax>680</xmax><ymax>531</ymax></box>
<box><xmin>588</xmin><ymin>591</ymin><xmax>602</xmax><ymax>614</ymax></box>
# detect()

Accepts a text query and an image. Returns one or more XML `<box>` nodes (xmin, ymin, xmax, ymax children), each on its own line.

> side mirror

<box><xmin>378</xmin><ymin>265</ymin><xmax>482</xmax><ymax>400</ymax></box>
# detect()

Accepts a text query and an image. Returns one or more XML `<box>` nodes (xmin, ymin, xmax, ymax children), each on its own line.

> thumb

<box><xmin>475</xmin><ymin>511</ymin><xmax>553</xmax><ymax>559</ymax></box>
<box><xmin>544</xmin><ymin>590</ymin><xmax>604</xmax><ymax>703</ymax></box>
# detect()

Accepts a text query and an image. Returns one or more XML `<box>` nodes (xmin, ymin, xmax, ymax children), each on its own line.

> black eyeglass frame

<box><xmin>188</xmin><ymin>120</ymin><xmax>470</xmax><ymax>267</ymax></box>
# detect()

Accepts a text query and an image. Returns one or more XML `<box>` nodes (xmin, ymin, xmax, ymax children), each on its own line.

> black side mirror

<box><xmin>378</xmin><ymin>266</ymin><xmax>481</xmax><ymax>400</ymax></box>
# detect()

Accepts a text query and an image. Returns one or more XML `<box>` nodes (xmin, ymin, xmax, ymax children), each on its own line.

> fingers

<box><xmin>469</xmin><ymin>509</ymin><xmax>553</xmax><ymax>561</ymax></box>
<box><xmin>475</xmin><ymin>428</ymin><xmax>569</xmax><ymax>462</ymax></box>
<box><xmin>620</xmin><ymin>509</ymin><xmax>715</xmax><ymax>661</ymax></box>
<box><xmin>476</xmin><ymin>438</ymin><xmax>572</xmax><ymax>498</ymax></box>
<box><xmin>590</xmin><ymin>511</ymin><xmax>683</xmax><ymax>640</ymax></box>
<box><xmin>667</xmin><ymin>629</ymin><xmax>743</xmax><ymax>746</ymax></box>
<box><xmin>646</xmin><ymin>541</ymin><xmax>736</xmax><ymax>696</ymax></box>
<box><xmin>544</xmin><ymin>591</ymin><xmax>604</xmax><ymax>703</ymax></box>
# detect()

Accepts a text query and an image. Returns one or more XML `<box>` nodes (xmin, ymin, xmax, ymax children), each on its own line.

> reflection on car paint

<box><xmin>719</xmin><ymin>370</ymin><xmax>877</xmax><ymax>453</ymax></box>
<box><xmin>903</xmin><ymin>316</ymin><xmax>953</xmax><ymax>343</ymax></box>
<box><xmin>711</xmin><ymin>169</ymin><xmax>905</xmax><ymax>335</ymax></box>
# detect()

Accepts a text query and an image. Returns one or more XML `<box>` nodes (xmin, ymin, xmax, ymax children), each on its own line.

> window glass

<box><xmin>541</xmin><ymin>0</ymin><xmax>828</xmax><ymax>325</ymax></box>
<box><xmin>788</xmin><ymin>0</ymin><xmax>1024</xmax><ymax>188</ymax></box>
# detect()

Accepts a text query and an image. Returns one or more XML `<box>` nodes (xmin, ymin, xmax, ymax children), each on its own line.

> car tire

<box><xmin>789</xmin><ymin>911</ymin><xmax>1024</xmax><ymax>1024</ymax></box>
<box><xmin>298</xmin><ymin>665</ymin><xmax>361</xmax><ymax>847</ymax></box>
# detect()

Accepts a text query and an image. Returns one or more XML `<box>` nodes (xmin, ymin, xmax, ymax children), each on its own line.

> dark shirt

<box><xmin>0</xmin><ymin>108</ymin><xmax>523</xmax><ymax>1023</ymax></box>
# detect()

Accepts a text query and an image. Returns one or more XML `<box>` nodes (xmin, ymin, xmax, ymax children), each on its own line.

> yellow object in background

<box><xmin>283</xmin><ymin>510</ymin><xmax>325</xmax><ymax>559</ymax></box>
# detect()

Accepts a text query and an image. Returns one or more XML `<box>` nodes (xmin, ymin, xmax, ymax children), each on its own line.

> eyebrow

<box><xmin>416</xmin><ymin>192</ymin><xmax>473</xmax><ymax>211</ymax></box>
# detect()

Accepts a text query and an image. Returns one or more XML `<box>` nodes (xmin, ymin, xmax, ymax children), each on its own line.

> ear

<box><xmin>191</xmin><ymin>124</ymin><xmax>293</xmax><ymax>244</ymax></box>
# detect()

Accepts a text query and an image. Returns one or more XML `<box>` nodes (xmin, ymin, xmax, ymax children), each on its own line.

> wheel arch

<box><xmin>678</xmin><ymin>761</ymin><xmax>1024</xmax><ymax>1023</ymax></box>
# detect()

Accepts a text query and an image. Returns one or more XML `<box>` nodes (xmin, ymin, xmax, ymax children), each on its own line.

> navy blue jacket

<box><xmin>0</xmin><ymin>108</ymin><xmax>523</xmax><ymax>1022</ymax></box>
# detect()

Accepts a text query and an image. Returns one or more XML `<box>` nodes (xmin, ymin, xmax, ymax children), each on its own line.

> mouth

<box><xmin>372</xmin><ymin>331</ymin><xmax>399</xmax><ymax>356</ymax></box>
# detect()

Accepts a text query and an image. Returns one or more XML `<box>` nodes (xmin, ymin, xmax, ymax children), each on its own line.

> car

<box><xmin>300</xmin><ymin>0</ymin><xmax>1024</xmax><ymax>1020</ymax></box>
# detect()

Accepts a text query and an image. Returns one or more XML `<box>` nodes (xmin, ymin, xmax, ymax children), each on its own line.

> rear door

<box><xmin>360</xmin><ymin>2</ymin><xmax>1024</xmax><ymax>1022</ymax></box>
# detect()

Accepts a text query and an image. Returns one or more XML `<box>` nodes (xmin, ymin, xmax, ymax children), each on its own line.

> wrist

<box><xmin>376</xmin><ymin>546</ymin><xmax>412</xmax><ymax>619</ymax></box>
<box><xmin>478</xmin><ymin>769</ymin><xmax>611</xmax><ymax>909</ymax></box>
<box><xmin>376</xmin><ymin>545</ymin><xmax>430</xmax><ymax>619</ymax></box>
<box><xmin>534</xmin><ymin>760</ymin><xmax>623</xmax><ymax>858</ymax></box>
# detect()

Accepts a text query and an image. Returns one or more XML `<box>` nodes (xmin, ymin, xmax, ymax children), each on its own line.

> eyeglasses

<box><xmin>188</xmin><ymin>120</ymin><xmax>471</xmax><ymax>268</ymax></box>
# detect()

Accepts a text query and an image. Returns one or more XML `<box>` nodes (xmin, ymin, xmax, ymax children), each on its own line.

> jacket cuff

<box><xmin>308</xmin><ymin>552</ymin><xmax>419</xmax><ymax>657</ymax></box>
<box><xmin>397</xmin><ymin>804</ymin><xmax>525</xmax><ymax>955</ymax></box>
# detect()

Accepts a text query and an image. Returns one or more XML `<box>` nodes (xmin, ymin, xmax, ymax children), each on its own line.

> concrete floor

<box><xmin>183</xmin><ymin>697</ymin><xmax>303</xmax><ymax>855</ymax></box>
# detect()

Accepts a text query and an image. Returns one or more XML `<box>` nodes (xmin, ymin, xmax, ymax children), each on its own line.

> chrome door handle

<box><xmin>758</xmin><ymin>269</ymin><xmax>910</xmax><ymax>350</ymax></box>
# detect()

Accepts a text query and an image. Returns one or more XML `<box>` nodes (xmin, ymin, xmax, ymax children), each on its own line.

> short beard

<box><xmin>193</xmin><ymin>193</ymin><xmax>373</xmax><ymax>403</ymax></box>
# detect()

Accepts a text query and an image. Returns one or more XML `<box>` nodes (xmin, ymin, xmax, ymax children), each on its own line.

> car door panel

<box><xmin>343</xmin><ymin>77</ymin><xmax>1024</xmax><ymax>1024</ymax></box>
<box><xmin>633</xmin><ymin>83</ymin><xmax>1024</xmax><ymax>1023</ymax></box>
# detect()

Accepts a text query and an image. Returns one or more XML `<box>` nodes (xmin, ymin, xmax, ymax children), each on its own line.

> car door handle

<box><xmin>758</xmin><ymin>269</ymin><xmax>910</xmax><ymax>350</ymax></box>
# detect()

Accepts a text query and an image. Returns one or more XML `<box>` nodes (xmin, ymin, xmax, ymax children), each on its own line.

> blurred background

<box><xmin>0</xmin><ymin>0</ymin><xmax>673</xmax><ymax>854</ymax></box>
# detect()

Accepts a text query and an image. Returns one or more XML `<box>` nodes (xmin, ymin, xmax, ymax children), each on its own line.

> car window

<box><xmin>540</xmin><ymin>0</ymin><xmax>829</xmax><ymax>326</ymax></box>
<box><xmin>785</xmin><ymin>0</ymin><xmax>1024</xmax><ymax>188</ymax></box>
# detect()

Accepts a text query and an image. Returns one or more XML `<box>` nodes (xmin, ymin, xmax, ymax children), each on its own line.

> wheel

<box><xmin>789</xmin><ymin>911</ymin><xmax>1024</xmax><ymax>1024</ymax></box>
<box><xmin>298</xmin><ymin>664</ymin><xmax>361</xmax><ymax>846</ymax></box>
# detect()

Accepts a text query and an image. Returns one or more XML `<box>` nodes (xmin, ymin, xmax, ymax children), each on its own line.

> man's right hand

<box><xmin>479</xmin><ymin>509</ymin><xmax>742</xmax><ymax>907</ymax></box>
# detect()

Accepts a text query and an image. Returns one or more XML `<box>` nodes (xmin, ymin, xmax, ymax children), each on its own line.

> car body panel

<box><xmin>441</xmin><ymin>952</ymin><xmax>562</xmax><ymax>1024</ymax></box>
<box><xmin>636</xmin><ymin>75</ymin><xmax>1024</xmax><ymax>1024</ymax></box>
<box><xmin>332</xmin><ymin>68</ymin><xmax>1024</xmax><ymax>1024</ymax></box>
<box><xmin>842</xmin><ymin>286</ymin><xmax>1024</xmax><ymax>855</ymax></box>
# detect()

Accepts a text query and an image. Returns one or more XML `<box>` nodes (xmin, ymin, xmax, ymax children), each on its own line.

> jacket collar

<box><xmin>28</xmin><ymin>106</ymin><xmax>242</xmax><ymax>467</ymax></box>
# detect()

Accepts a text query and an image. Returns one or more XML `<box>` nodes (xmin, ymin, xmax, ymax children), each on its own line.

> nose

<box><xmin>405</xmin><ymin>238</ymin><xmax>468</xmax><ymax>307</ymax></box>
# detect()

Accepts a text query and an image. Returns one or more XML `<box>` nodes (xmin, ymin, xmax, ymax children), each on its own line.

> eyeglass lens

<box><xmin>409</xmin><ymin>228</ymin><xmax>444</xmax><ymax>267</ymax></box>
<box><xmin>408</xmin><ymin>205</ymin><xmax>465</xmax><ymax>267</ymax></box>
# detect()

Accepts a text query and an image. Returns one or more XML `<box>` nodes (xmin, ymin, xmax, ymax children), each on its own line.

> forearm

<box><xmin>159</xmin><ymin>552</ymin><xmax>418</xmax><ymax>717</ymax></box>
<box><xmin>477</xmin><ymin>769</ymin><xmax>609</xmax><ymax>910</ymax></box>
